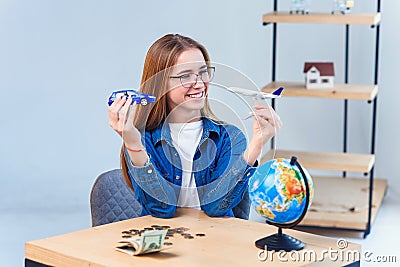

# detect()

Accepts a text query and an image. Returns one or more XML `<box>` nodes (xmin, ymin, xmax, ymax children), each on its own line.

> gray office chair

<box><xmin>233</xmin><ymin>189</ymin><xmax>250</xmax><ymax>220</ymax></box>
<box><xmin>90</xmin><ymin>169</ymin><xmax>142</xmax><ymax>227</ymax></box>
<box><xmin>90</xmin><ymin>169</ymin><xmax>250</xmax><ymax>226</ymax></box>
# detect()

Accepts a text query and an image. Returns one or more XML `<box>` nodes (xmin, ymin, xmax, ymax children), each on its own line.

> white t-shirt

<box><xmin>169</xmin><ymin>120</ymin><xmax>203</xmax><ymax>210</ymax></box>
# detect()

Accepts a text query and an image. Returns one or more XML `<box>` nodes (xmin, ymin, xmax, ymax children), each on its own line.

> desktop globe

<box><xmin>249</xmin><ymin>156</ymin><xmax>313</xmax><ymax>251</ymax></box>
<box><xmin>249</xmin><ymin>157</ymin><xmax>314</xmax><ymax>224</ymax></box>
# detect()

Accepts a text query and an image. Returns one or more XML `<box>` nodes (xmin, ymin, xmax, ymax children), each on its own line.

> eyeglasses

<box><xmin>169</xmin><ymin>66</ymin><xmax>215</xmax><ymax>88</ymax></box>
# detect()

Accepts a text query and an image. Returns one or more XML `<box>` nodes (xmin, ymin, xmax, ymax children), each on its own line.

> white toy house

<box><xmin>304</xmin><ymin>62</ymin><xmax>335</xmax><ymax>89</ymax></box>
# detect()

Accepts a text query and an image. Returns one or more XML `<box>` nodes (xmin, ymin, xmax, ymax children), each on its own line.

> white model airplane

<box><xmin>227</xmin><ymin>87</ymin><xmax>283</xmax><ymax>99</ymax></box>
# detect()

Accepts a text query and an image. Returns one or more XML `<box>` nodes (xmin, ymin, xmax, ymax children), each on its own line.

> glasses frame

<box><xmin>169</xmin><ymin>66</ymin><xmax>215</xmax><ymax>89</ymax></box>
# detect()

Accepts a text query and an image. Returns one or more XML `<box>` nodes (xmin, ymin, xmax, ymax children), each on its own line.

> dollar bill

<box><xmin>115</xmin><ymin>229</ymin><xmax>167</xmax><ymax>256</ymax></box>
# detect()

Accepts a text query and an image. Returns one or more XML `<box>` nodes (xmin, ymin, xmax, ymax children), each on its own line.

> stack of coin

<box><xmin>120</xmin><ymin>225</ymin><xmax>206</xmax><ymax>246</ymax></box>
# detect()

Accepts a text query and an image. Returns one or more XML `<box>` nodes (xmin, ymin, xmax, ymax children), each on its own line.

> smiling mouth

<box><xmin>186</xmin><ymin>91</ymin><xmax>205</xmax><ymax>99</ymax></box>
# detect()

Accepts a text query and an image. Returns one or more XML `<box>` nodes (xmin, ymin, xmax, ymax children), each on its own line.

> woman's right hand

<box><xmin>108</xmin><ymin>96</ymin><xmax>143</xmax><ymax>149</ymax></box>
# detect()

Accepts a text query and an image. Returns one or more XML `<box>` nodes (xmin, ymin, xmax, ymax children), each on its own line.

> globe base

<box><xmin>255</xmin><ymin>229</ymin><xmax>304</xmax><ymax>251</ymax></box>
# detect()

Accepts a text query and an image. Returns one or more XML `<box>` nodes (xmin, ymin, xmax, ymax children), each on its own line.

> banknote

<box><xmin>116</xmin><ymin>229</ymin><xmax>168</xmax><ymax>256</ymax></box>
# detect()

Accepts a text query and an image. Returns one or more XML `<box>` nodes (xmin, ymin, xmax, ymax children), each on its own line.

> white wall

<box><xmin>1</xmin><ymin>0</ymin><xmax>398</xmax><ymax>225</ymax></box>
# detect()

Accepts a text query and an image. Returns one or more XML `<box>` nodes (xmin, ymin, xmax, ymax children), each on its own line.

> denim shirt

<box><xmin>125</xmin><ymin>117</ymin><xmax>256</xmax><ymax>218</ymax></box>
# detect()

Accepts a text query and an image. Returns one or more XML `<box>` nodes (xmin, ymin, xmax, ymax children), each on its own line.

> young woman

<box><xmin>108</xmin><ymin>34</ymin><xmax>282</xmax><ymax>218</ymax></box>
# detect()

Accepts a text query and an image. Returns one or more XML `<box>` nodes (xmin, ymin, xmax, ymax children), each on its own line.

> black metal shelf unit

<box><xmin>264</xmin><ymin>0</ymin><xmax>381</xmax><ymax>238</ymax></box>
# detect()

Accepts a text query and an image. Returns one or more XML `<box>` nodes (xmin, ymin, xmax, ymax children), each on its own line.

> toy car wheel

<box><xmin>140</xmin><ymin>98</ymin><xmax>148</xmax><ymax>106</ymax></box>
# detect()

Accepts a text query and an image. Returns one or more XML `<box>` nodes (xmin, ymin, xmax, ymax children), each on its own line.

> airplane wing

<box><xmin>227</xmin><ymin>87</ymin><xmax>283</xmax><ymax>99</ymax></box>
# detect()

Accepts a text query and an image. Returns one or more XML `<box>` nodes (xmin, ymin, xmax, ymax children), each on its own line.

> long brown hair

<box><xmin>121</xmin><ymin>34</ymin><xmax>216</xmax><ymax>189</ymax></box>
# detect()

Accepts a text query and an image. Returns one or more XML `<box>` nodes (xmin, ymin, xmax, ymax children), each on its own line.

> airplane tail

<box><xmin>272</xmin><ymin>87</ymin><xmax>284</xmax><ymax>96</ymax></box>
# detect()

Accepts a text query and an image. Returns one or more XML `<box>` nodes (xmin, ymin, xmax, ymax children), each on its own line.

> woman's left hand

<box><xmin>243</xmin><ymin>103</ymin><xmax>282</xmax><ymax>165</ymax></box>
<box><xmin>250</xmin><ymin>104</ymin><xmax>282</xmax><ymax>146</ymax></box>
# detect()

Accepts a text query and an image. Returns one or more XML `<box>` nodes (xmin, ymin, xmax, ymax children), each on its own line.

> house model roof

<box><xmin>303</xmin><ymin>62</ymin><xmax>335</xmax><ymax>76</ymax></box>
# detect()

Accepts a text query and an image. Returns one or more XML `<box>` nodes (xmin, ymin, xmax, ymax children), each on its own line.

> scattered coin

<box><xmin>176</xmin><ymin>227</ymin><xmax>190</xmax><ymax>232</ymax></box>
<box><xmin>122</xmin><ymin>225</ymin><xmax>202</xmax><ymax>243</ymax></box>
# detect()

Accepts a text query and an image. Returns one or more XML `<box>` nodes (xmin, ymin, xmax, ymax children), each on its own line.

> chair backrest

<box><xmin>90</xmin><ymin>169</ymin><xmax>250</xmax><ymax>226</ymax></box>
<box><xmin>232</xmin><ymin>189</ymin><xmax>250</xmax><ymax>220</ymax></box>
<box><xmin>90</xmin><ymin>169</ymin><xmax>142</xmax><ymax>227</ymax></box>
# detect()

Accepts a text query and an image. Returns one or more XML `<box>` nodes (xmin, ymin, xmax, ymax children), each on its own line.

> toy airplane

<box><xmin>227</xmin><ymin>87</ymin><xmax>283</xmax><ymax>99</ymax></box>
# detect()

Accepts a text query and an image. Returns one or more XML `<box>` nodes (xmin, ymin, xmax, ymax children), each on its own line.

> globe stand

<box><xmin>255</xmin><ymin>227</ymin><xmax>304</xmax><ymax>251</ymax></box>
<box><xmin>255</xmin><ymin>156</ymin><xmax>311</xmax><ymax>251</ymax></box>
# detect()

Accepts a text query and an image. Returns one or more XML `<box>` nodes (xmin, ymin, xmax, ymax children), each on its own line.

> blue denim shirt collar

<box><xmin>150</xmin><ymin>117</ymin><xmax>221</xmax><ymax>146</ymax></box>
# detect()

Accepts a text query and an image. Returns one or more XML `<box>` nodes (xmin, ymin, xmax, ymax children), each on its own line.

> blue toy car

<box><xmin>108</xmin><ymin>89</ymin><xmax>156</xmax><ymax>106</ymax></box>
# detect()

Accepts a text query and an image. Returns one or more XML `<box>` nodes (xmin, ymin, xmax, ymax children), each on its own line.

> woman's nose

<box><xmin>192</xmin><ymin>75</ymin><xmax>205</xmax><ymax>89</ymax></box>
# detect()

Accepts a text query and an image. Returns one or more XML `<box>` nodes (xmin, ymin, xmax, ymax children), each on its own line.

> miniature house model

<box><xmin>304</xmin><ymin>62</ymin><xmax>335</xmax><ymax>89</ymax></box>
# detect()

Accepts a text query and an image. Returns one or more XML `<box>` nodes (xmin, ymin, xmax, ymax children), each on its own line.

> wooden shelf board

<box><xmin>263</xmin><ymin>81</ymin><xmax>378</xmax><ymax>101</ymax></box>
<box><xmin>262</xmin><ymin>150</ymin><xmax>375</xmax><ymax>173</ymax></box>
<box><xmin>299</xmin><ymin>176</ymin><xmax>388</xmax><ymax>230</ymax></box>
<box><xmin>263</xmin><ymin>11</ymin><xmax>381</xmax><ymax>25</ymax></box>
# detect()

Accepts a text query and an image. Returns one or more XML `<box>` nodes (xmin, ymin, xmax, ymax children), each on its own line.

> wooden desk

<box><xmin>25</xmin><ymin>208</ymin><xmax>360</xmax><ymax>267</ymax></box>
